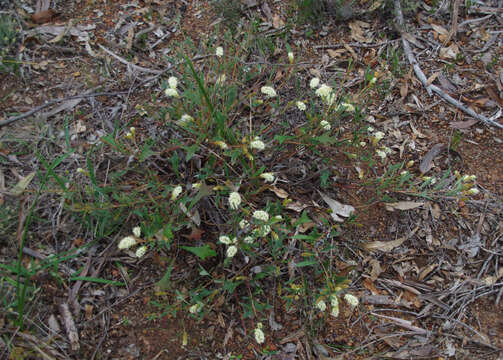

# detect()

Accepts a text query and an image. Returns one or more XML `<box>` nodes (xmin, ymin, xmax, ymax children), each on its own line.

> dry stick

<box><xmin>313</xmin><ymin>40</ymin><xmax>396</xmax><ymax>49</ymax></box>
<box><xmin>0</xmin><ymin>91</ymin><xmax>129</xmax><ymax>127</ymax></box>
<box><xmin>98</xmin><ymin>44</ymin><xmax>163</xmax><ymax>74</ymax></box>
<box><xmin>58</xmin><ymin>303</ymin><xmax>80</xmax><ymax>351</ymax></box>
<box><xmin>444</xmin><ymin>0</ymin><xmax>460</xmax><ymax>45</ymax></box>
<box><xmin>393</xmin><ymin>0</ymin><xmax>503</xmax><ymax>129</ymax></box>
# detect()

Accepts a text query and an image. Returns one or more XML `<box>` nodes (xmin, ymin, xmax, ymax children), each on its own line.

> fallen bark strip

<box><xmin>394</xmin><ymin>0</ymin><xmax>503</xmax><ymax>129</ymax></box>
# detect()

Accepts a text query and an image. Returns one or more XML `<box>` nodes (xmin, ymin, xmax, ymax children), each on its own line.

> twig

<box><xmin>0</xmin><ymin>91</ymin><xmax>128</xmax><ymax>127</ymax></box>
<box><xmin>458</xmin><ymin>14</ymin><xmax>492</xmax><ymax>29</ymax></box>
<box><xmin>444</xmin><ymin>0</ymin><xmax>460</xmax><ymax>44</ymax></box>
<box><xmin>68</xmin><ymin>246</ymin><xmax>97</xmax><ymax>303</ymax></box>
<box><xmin>393</xmin><ymin>0</ymin><xmax>503</xmax><ymax>129</ymax></box>
<box><xmin>98</xmin><ymin>44</ymin><xmax>163</xmax><ymax>74</ymax></box>
<box><xmin>314</xmin><ymin>40</ymin><xmax>396</xmax><ymax>50</ymax></box>
<box><xmin>370</xmin><ymin>312</ymin><xmax>430</xmax><ymax>334</ymax></box>
<box><xmin>22</xmin><ymin>247</ymin><xmax>75</xmax><ymax>275</ymax></box>
<box><xmin>58</xmin><ymin>303</ymin><xmax>80</xmax><ymax>351</ymax></box>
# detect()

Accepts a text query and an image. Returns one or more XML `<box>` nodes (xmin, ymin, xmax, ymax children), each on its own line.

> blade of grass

<box><xmin>69</xmin><ymin>276</ymin><xmax>125</xmax><ymax>286</ymax></box>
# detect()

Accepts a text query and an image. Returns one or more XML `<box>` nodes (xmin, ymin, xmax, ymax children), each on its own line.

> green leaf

<box><xmin>294</xmin><ymin>211</ymin><xmax>312</xmax><ymax>226</ymax></box>
<box><xmin>313</xmin><ymin>133</ymin><xmax>336</xmax><ymax>145</ymax></box>
<box><xmin>69</xmin><ymin>276</ymin><xmax>124</xmax><ymax>286</ymax></box>
<box><xmin>156</xmin><ymin>259</ymin><xmax>175</xmax><ymax>290</ymax></box>
<box><xmin>274</xmin><ymin>135</ymin><xmax>295</xmax><ymax>145</ymax></box>
<box><xmin>295</xmin><ymin>260</ymin><xmax>318</xmax><ymax>267</ymax></box>
<box><xmin>180</xmin><ymin>244</ymin><xmax>216</xmax><ymax>260</ymax></box>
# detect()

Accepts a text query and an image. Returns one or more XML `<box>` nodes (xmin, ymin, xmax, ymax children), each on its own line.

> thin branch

<box><xmin>98</xmin><ymin>44</ymin><xmax>164</xmax><ymax>75</ymax></box>
<box><xmin>0</xmin><ymin>91</ymin><xmax>128</xmax><ymax>127</ymax></box>
<box><xmin>393</xmin><ymin>0</ymin><xmax>503</xmax><ymax>129</ymax></box>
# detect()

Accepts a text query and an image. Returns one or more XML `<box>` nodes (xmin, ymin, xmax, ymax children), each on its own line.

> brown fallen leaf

<box><xmin>450</xmin><ymin>119</ymin><xmax>478</xmax><ymax>129</ymax></box>
<box><xmin>364</xmin><ymin>236</ymin><xmax>407</xmax><ymax>252</ymax></box>
<box><xmin>385</xmin><ymin>201</ymin><xmax>424</xmax><ymax>211</ymax></box>
<box><xmin>181</xmin><ymin>227</ymin><xmax>204</xmax><ymax>242</ymax></box>
<box><xmin>419</xmin><ymin>143</ymin><xmax>446</xmax><ymax>174</ymax></box>
<box><xmin>486</xmin><ymin>86</ymin><xmax>503</xmax><ymax>107</ymax></box>
<box><xmin>31</xmin><ymin>9</ymin><xmax>60</xmax><ymax>24</ymax></box>
<box><xmin>269</xmin><ymin>186</ymin><xmax>288</xmax><ymax>199</ymax></box>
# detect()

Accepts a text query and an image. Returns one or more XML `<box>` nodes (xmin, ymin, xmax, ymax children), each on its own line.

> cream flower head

<box><xmin>316</xmin><ymin>299</ymin><xmax>327</xmax><ymax>312</ymax></box>
<box><xmin>219</xmin><ymin>235</ymin><xmax>234</xmax><ymax>245</ymax></box>
<box><xmin>296</xmin><ymin>101</ymin><xmax>306</xmax><ymax>111</ymax></box>
<box><xmin>252</xmin><ymin>210</ymin><xmax>269</xmax><ymax>222</ymax></box>
<box><xmin>165</xmin><ymin>88</ymin><xmax>179</xmax><ymax>98</ymax></box>
<box><xmin>215</xmin><ymin>46</ymin><xmax>224</xmax><ymax>57</ymax></box>
<box><xmin>171</xmin><ymin>185</ymin><xmax>183</xmax><ymax>200</ymax></box>
<box><xmin>309</xmin><ymin>77</ymin><xmax>320</xmax><ymax>89</ymax></box>
<box><xmin>226</xmin><ymin>245</ymin><xmax>238</xmax><ymax>258</ymax></box>
<box><xmin>320</xmin><ymin>120</ymin><xmax>331</xmax><ymax>131</ymax></box>
<box><xmin>344</xmin><ymin>294</ymin><xmax>359</xmax><ymax>308</ymax></box>
<box><xmin>259</xmin><ymin>172</ymin><xmax>275</xmax><ymax>182</ymax></box>
<box><xmin>315</xmin><ymin>84</ymin><xmax>332</xmax><ymax>98</ymax></box>
<box><xmin>261</xmin><ymin>86</ymin><xmax>277</xmax><ymax>98</ymax></box>
<box><xmin>132</xmin><ymin>226</ymin><xmax>141</xmax><ymax>237</ymax></box>
<box><xmin>168</xmin><ymin>76</ymin><xmax>178</xmax><ymax>89</ymax></box>
<box><xmin>249</xmin><ymin>137</ymin><xmax>266</xmax><ymax>151</ymax></box>
<box><xmin>118</xmin><ymin>236</ymin><xmax>137</xmax><ymax>250</ymax></box>
<box><xmin>228</xmin><ymin>192</ymin><xmax>241</xmax><ymax>210</ymax></box>
<box><xmin>135</xmin><ymin>246</ymin><xmax>147</xmax><ymax>258</ymax></box>
<box><xmin>254</xmin><ymin>323</ymin><xmax>265</xmax><ymax>344</ymax></box>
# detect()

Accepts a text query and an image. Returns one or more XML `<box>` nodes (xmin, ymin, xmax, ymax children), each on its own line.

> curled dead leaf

<box><xmin>318</xmin><ymin>191</ymin><xmax>355</xmax><ymax>222</ymax></box>
<box><xmin>269</xmin><ymin>186</ymin><xmax>288</xmax><ymax>199</ymax></box>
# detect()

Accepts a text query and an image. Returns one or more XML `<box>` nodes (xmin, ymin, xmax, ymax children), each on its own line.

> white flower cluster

<box><xmin>219</xmin><ymin>235</ymin><xmax>238</xmax><ymax>258</ymax></box>
<box><xmin>215</xmin><ymin>46</ymin><xmax>224</xmax><ymax>57</ymax></box>
<box><xmin>376</xmin><ymin>146</ymin><xmax>392</xmax><ymax>162</ymax></box>
<box><xmin>117</xmin><ymin>227</ymin><xmax>147</xmax><ymax>258</ymax></box>
<box><xmin>165</xmin><ymin>76</ymin><xmax>180</xmax><ymax>98</ymax></box>
<box><xmin>261</xmin><ymin>86</ymin><xmax>277</xmax><ymax>98</ymax></box>
<box><xmin>296</xmin><ymin>101</ymin><xmax>306</xmax><ymax>111</ymax></box>
<box><xmin>337</xmin><ymin>102</ymin><xmax>355</xmax><ymax>112</ymax></box>
<box><xmin>252</xmin><ymin>210</ymin><xmax>269</xmax><ymax>222</ymax></box>
<box><xmin>259</xmin><ymin>172</ymin><xmax>275</xmax><ymax>182</ymax></box>
<box><xmin>189</xmin><ymin>302</ymin><xmax>203</xmax><ymax>314</ymax></box>
<box><xmin>310</xmin><ymin>77</ymin><xmax>320</xmax><ymax>89</ymax></box>
<box><xmin>254</xmin><ymin>323</ymin><xmax>265</xmax><ymax>344</ymax></box>
<box><xmin>320</xmin><ymin>120</ymin><xmax>331</xmax><ymax>131</ymax></box>
<box><xmin>228</xmin><ymin>191</ymin><xmax>241</xmax><ymax>210</ymax></box>
<box><xmin>178</xmin><ymin>114</ymin><xmax>194</xmax><ymax>126</ymax></box>
<box><xmin>171</xmin><ymin>185</ymin><xmax>183</xmax><ymax>200</ymax></box>
<box><xmin>249</xmin><ymin>137</ymin><xmax>266</xmax><ymax>151</ymax></box>
<box><xmin>315</xmin><ymin>293</ymin><xmax>359</xmax><ymax>318</ymax></box>
<box><xmin>315</xmin><ymin>84</ymin><xmax>336</xmax><ymax>105</ymax></box>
